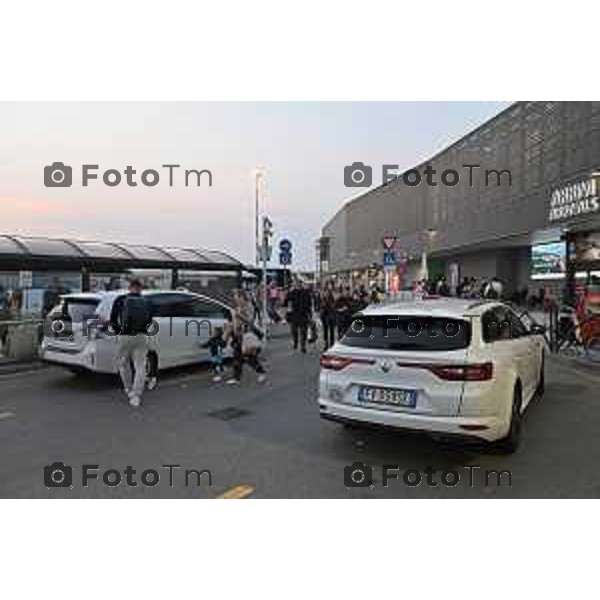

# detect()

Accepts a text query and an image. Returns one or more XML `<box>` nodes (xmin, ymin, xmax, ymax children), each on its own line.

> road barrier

<box><xmin>0</xmin><ymin>319</ymin><xmax>43</xmax><ymax>362</ymax></box>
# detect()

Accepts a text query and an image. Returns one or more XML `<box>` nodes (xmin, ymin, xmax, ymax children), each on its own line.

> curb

<box><xmin>0</xmin><ymin>360</ymin><xmax>47</xmax><ymax>377</ymax></box>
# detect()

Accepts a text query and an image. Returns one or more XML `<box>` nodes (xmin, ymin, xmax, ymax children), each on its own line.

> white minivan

<box><xmin>40</xmin><ymin>290</ymin><xmax>233</xmax><ymax>375</ymax></box>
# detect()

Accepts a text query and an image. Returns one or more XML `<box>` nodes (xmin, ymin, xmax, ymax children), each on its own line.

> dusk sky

<box><xmin>0</xmin><ymin>102</ymin><xmax>510</xmax><ymax>268</ymax></box>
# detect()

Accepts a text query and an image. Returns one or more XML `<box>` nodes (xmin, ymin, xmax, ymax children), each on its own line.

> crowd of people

<box><xmin>267</xmin><ymin>275</ymin><xmax>510</xmax><ymax>352</ymax></box>
<box><xmin>265</xmin><ymin>274</ymin><xmax>563</xmax><ymax>357</ymax></box>
<box><xmin>417</xmin><ymin>274</ymin><xmax>562</xmax><ymax>310</ymax></box>
<box><xmin>6</xmin><ymin>272</ymin><xmax>566</xmax><ymax>409</ymax></box>
<box><xmin>265</xmin><ymin>280</ymin><xmax>384</xmax><ymax>352</ymax></box>
<box><xmin>411</xmin><ymin>275</ymin><xmax>505</xmax><ymax>299</ymax></box>
<box><xmin>259</xmin><ymin>276</ymin><xmax>511</xmax><ymax>359</ymax></box>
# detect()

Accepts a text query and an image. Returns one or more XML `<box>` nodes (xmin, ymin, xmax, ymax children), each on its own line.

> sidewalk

<box><xmin>549</xmin><ymin>348</ymin><xmax>600</xmax><ymax>375</ymax></box>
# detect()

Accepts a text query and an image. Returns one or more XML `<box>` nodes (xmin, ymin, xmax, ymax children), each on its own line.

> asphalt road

<box><xmin>1</xmin><ymin>333</ymin><xmax>599</xmax><ymax>498</ymax></box>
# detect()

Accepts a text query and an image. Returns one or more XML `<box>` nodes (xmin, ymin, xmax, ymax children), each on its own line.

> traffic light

<box><xmin>263</xmin><ymin>216</ymin><xmax>273</xmax><ymax>238</ymax></box>
<box><xmin>262</xmin><ymin>216</ymin><xmax>273</xmax><ymax>262</ymax></box>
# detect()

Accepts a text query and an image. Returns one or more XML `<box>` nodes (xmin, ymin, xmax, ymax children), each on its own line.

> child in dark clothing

<box><xmin>202</xmin><ymin>326</ymin><xmax>227</xmax><ymax>382</ymax></box>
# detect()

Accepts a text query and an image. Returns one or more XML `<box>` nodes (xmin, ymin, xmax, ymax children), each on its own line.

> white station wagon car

<box><xmin>318</xmin><ymin>297</ymin><xmax>546</xmax><ymax>452</ymax></box>
<box><xmin>40</xmin><ymin>290</ymin><xmax>233</xmax><ymax>375</ymax></box>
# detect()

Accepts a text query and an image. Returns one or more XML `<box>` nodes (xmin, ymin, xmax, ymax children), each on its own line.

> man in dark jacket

<box><xmin>285</xmin><ymin>280</ymin><xmax>313</xmax><ymax>353</ymax></box>
<box><xmin>116</xmin><ymin>279</ymin><xmax>152</xmax><ymax>407</ymax></box>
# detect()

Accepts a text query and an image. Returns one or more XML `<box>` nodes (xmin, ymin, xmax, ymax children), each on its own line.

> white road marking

<box><xmin>0</xmin><ymin>411</ymin><xmax>15</xmax><ymax>420</ymax></box>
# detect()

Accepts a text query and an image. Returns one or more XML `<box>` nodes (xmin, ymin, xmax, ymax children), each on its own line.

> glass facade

<box><xmin>321</xmin><ymin>101</ymin><xmax>600</xmax><ymax>294</ymax></box>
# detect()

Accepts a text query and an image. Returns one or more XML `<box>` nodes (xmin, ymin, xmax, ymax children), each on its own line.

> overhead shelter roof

<box><xmin>0</xmin><ymin>234</ymin><xmax>247</xmax><ymax>272</ymax></box>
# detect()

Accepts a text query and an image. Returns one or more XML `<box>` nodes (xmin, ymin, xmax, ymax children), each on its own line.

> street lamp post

<box><xmin>261</xmin><ymin>216</ymin><xmax>273</xmax><ymax>341</ymax></box>
<box><xmin>254</xmin><ymin>167</ymin><xmax>265</xmax><ymax>266</ymax></box>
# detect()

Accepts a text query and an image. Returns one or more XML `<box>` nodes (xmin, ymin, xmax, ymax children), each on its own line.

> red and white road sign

<box><xmin>382</xmin><ymin>236</ymin><xmax>397</xmax><ymax>250</ymax></box>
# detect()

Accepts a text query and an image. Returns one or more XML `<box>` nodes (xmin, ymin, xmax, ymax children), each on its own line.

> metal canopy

<box><xmin>17</xmin><ymin>237</ymin><xmax>85</xmax><ymax>257</ymax></box>
<box><xmin>0</xmin><ymin>234</ymin><xmax>246</xmax><ymax>272</ymax></box>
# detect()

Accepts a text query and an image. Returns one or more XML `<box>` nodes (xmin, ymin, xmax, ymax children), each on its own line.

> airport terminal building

<box><xmin>318</xmin><ymin>101</ymin><xmax>600</xmax><ymax>297</ymax></box>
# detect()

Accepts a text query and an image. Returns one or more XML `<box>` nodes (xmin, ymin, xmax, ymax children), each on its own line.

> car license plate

<box><xmin>358</xmin><ymin>386</ymin><xmax>416</xmax><ymax>407</ymax></box>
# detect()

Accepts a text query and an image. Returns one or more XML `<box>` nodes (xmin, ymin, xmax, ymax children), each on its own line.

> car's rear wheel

<box><xmin>496</xmin><ymin>383</ymin><xmax>523</xmax><ymax>454</ymax></box>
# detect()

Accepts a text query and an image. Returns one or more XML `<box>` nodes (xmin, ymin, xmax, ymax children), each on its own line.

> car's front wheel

<box><xmin>496</xmin><ymin>382</ymin><xmax>523</xmax><ymax>454</ymax></box>
<box><xmin>536</xmin><ymin>352</ymin><xmax>545</xmax><ymax>397</ymax></box>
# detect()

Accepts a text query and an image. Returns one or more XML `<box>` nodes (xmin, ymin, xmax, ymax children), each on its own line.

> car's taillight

<box><xmin>397</xmin><ymin>362</ymin><xmax>493</xmax><ymax>381</ymax></box>
<box><xmin>320</xmin><ymin>354</ymin><xmax>375</xmax><ymax>371</ymax></box>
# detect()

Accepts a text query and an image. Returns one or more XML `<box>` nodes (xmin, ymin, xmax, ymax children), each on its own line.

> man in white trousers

<box><xmin>116</xmin><ymin>280</ymin><xmax>152</xmax><ymax>407</ymax></box>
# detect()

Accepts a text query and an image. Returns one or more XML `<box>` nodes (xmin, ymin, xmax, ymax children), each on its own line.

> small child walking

<box><xmin>202</xmin><ymin>326</ymin><xmax>227</xmax><ymax>382</ymax></box>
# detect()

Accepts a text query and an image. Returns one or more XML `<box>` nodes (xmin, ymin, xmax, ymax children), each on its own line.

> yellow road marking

<box><xmin>215</xmin><ymin>484</ymin><xmax>255</xmax><ymax>499</ymax></box>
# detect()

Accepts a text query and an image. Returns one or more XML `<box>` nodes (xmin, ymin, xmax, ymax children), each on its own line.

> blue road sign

<box><xmin>383</xmin><ymin>250</ymin><xmax>396</xmax><ymax>267</ymax></box>
<box><xmin>279</xmin><ymin>239</ymin><xmax>292</xmax><ymax>252</ymax></box>
<box><xmin>280</xmin><ymin>251</ymin><xmax>292</xmax><ymax>266</ymax></box>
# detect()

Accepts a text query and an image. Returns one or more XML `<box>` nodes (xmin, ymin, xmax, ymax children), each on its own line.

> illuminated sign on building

<box><xmin>549</xmin><ymin>173</ymin><xmax>600</xmax><ymax>222</ymax></box>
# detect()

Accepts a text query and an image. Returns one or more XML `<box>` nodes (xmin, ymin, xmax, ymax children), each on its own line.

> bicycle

<box><xmin>554</xmin><ymin>303</ymin><xmax>600</xmax><ymax>362</ymax></box>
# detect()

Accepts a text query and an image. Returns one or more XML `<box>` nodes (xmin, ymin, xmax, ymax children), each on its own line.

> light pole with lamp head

<box><xmin>254</xmin><ymin>167</ymin><xmax>265</xmax><ymax>266</ymax></box>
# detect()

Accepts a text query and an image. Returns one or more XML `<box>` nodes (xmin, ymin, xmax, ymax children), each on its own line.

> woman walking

<box><xmin>319</xmin><ymin>286</ymin><xmax>337</xmax><ymax>349</ymax></box>
<box><xmin>226</xmin><ymin>290</ymin><xmax>266</xmax><ymax>385</ymax></box>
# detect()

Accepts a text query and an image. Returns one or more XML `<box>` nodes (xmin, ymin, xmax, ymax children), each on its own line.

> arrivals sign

<box><xmin>548</xmin><ymin>173</ymin><xmax>600</xmax><ymax>222</ymax></box>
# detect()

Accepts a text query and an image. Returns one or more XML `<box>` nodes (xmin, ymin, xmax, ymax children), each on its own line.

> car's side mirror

<box><xmin>530</xmin><ymin>323</ymin><xmax>546</xmax><ymax>336</ymax></box>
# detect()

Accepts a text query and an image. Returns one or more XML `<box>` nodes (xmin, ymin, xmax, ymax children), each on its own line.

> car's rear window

<box><xmin>339</xmin><ymin>315</ymin><xmax>471</xmax><ymax>351</ymax></box>
<box><xmin>61</xmin><ymin>298</ymin><xmax>101</xmax><ymax>322</ymax></box>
